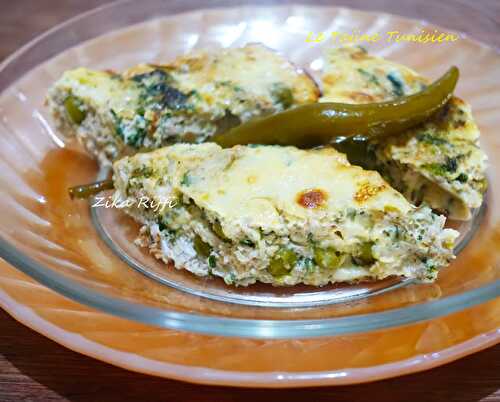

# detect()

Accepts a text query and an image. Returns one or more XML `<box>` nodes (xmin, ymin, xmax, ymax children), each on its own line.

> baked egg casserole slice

<box><xmin>112</xmin><ymin>143</ymin><xmax>458</xmax><ymax>287</ymax></box>
<box><xmin>47</xmin><ymin>44</ymin><xmax>319</xmax><ymax>166</ymax></box>
<box><xmin>321</xmin><ymin>45</ymin><xmax>487</xmax><ymax>220</ymax></box>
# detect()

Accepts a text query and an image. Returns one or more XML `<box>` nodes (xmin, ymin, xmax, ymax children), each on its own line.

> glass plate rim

<box><xmin>0</xmin><ymin>0</ymin><xmax>499</xmax><ymax>339</ymax></box>
<box><xmin>1</xmin><ymin>235</ymin><xmax>499</xmax><ymax>339</ymax></box>
<box><xmin>0</xmin><ymin>276</ymin><xmax>498</xmax><ymax>387</ymax></box>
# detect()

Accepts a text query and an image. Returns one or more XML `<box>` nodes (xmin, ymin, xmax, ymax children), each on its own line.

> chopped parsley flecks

<box><xmin>224</xmin><ymin>272</ymin><xmax>237</xmax><ymax>285</ymax></box>
<box><xmin>443</xmin><ymin>157</ymin><xmax>458</xmax><ymax>173</ymax></box>
<box><xmin>298</xmin><ymin>256</ymin><xmax>315</xmax><ymax>272</ymax></box>
<box><xmin>157</xmin><ymin>219</ymin><xmax>167</xmax><ymax>232</ymax></box>
<box><xmin>416</xmin><ymin>132</ymin><xmax>449</xmax><ymax>146</ymax></box>
<box><xmin>423</xmin><ymin>156</ymin><xmax>459</xmax><ymax>177</ymax></box>
<box><xmin>240</xmin><ymin>239</ymin><xmax>255</xmax><ymax>247</ymax></box>
<box><xmin>162</xmin><ymin>86</ymin><xmax>192</xmax><ymax>111</ymax></box>
<box><xmin>426</xmin><ymin>264</ymin><xmax>438</xmax><ymax>280</ymax></box>
<box><xmin>216</xmin><ymin>80</ymin><xmax>243</xmax><ymax>93</ymax></box>
<box><xmin>386</xmin><ymin>72</ymin><xmax>405</xmax><ymax>97</ymax></box>
<box><xmin>357</xmin><ymin>68</ymin><xmax>381</xmax><ymax>86</ymax></box>
<box><xmin>157</xmin><ymin>218</ymin><xmax>177</xmax><ymax>237</ymax></box>
<box><xmin>132</xmin><ymin>69</ymin><xmax>193</xmax><ymax>111</ymax></box>
<box><xmin>393</xmin><ymin>225</ymin><xmax>401</xmax><ymax>241</ymax></box>
<box><xmin>130</xmin><ymin>165</ymin><xmax>154</xmax><ymax>179</ymax></box>
<box><xmin>424</xmin><ymin>163</ymin><xmax>447</xmax><ymax>177</ymax></box>
<box><xmin>111</xmin><ymin>110</ymin><xmax>148</xmax><ymax>148</ymax></box>
<box><xmin>307</xmin><ymin>232</ymin><xmax>316</xmax><ymax>245</ymax></box>
<box><xmin>270</xmin><ymin>82</ymin><xmax>294</xmax><ymax>109</ymax></box>
<box><xmin>346</xmin><ymin>208</ymin><xmax>357</xmax><ymax>221</ymax></box>
<box><xmin>208</xmin><ymin>255</ymin><xmax>216</xmax><ymax>268</ymax></box>
<box><xmin>180</xmin><ymin>171</ymin><xmax>192</xmax><ymax>186</ymax></box>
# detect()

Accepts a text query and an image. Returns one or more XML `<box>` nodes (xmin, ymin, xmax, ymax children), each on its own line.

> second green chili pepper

<box><xmin>211</xmin><ymin>66</ymin><xmax>459</xmax><ymax>148</ymax></box>
<box><xmin>68</xmin><ymin>179</ymin><xmax>114</xmax><ymax>200</ymax></box>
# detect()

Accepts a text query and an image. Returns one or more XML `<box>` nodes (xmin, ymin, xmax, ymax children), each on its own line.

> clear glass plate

<box><xmin>0</xmin><ymin>0</ymin><xmax>499</xmax><ymax>339</ymax></box>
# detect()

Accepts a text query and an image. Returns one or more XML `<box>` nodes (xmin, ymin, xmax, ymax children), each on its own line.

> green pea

<box><xmin>212</xmin><ymin>221</ymin><xmax>229</xmax><ymax>242</ymax></box>
<box><xmin>314</xmin><ymin>247</ymin><xmax>344</xmax><ymax>270</ymax></box>
<box><xmin>64</xmin><ymin>96</ymin><xmax>86</xmax><ymax>124</ymax></box>
<box><xmin>268</xmin><ymin>248</ymin><xmax>297</xmax><ymax>277</ymax></box>
<box><xmin>357</xmin><ymin>242</ymin><xmax>375</xmax><ymax>265</ymax></box>
<box><xmin>193</xmin><ymin>235</ymin><xmax>211</xmax><ymax>257</ymax></box>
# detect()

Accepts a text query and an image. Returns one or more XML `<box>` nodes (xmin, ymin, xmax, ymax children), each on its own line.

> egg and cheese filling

<box><xmin>46</xmin><ymin>44</ymin><xmax>319</xmax><ymax>166</ymax></box>
<box><xmin>112</xmin><ymin>143</ymin><xmax>458</xmax><ymax>287</ymax></box>
<box><xmin>321</xmin><ymin>45</ymin><xmax>487</xmax><ymax>220</ymax></box>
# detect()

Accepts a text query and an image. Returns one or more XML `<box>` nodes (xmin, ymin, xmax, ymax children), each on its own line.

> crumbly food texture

<box><xmin>113</xmin><ymin>143</ymin><xmax>458</xmax><ymax>286</ymax></box>
<box><xmin>46</xmin><ymin>43</ymin><xmax>319</xmax><ymax>166</ymax></box>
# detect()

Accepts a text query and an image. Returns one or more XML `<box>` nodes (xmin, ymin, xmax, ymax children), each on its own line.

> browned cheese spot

<box><xmin>246</xmin><ymin>175</ymin><xmax>257</xmax><ymax>184</ymax></box>
<box><xmin>354</xmin><ymin>182</ymin><xmax>386</xmax><ymax>203</ymax></box>
<box><xmin>297</xmin><ymin>189</ymin><xmax>328</xmax><ymax>209</ymax></box>
<box><xmin>322</xmin><ymin>74</ymin><xmax>339</xmax><ymax>87</ymax></box>
<box><xmin>350</xmin><ymin>49</ymin><xmax>369</xmax><ymax>61</ymax></box>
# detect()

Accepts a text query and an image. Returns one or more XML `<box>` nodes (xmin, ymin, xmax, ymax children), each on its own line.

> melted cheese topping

<box><xmin>164</xmin><ymin>44</ymin><xmax>318</xmax><ymax>105</ymax></box>
<box><xmin>189</xmin><ymin>146</ymin><xmax>410</xmax><ymax>223</ymax></box>
<box><xmin>117</xmin><ymin>144</ymin><xmax>410</xmax><ymax>228</ymax></box>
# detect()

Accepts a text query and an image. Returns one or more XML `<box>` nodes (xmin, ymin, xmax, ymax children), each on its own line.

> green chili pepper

<box><xmin>211</xmin><ymin>67</ymin><xmax>459</xmax><ymax>148</ymax></box>
<box><xmin>68</xmin><ymin>179</ymin><xmax>114</xmax><ymax>199</ymax></box>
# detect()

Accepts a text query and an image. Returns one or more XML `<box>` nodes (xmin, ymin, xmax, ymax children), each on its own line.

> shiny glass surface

<box><xmin>0</xmin><ymin>0</ymin><xmax>498</xmax><ymax>339</ymax></box>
